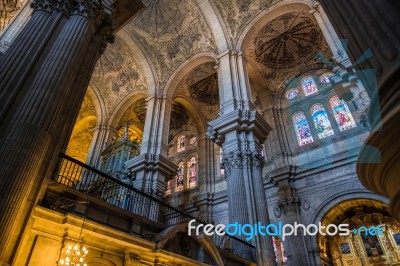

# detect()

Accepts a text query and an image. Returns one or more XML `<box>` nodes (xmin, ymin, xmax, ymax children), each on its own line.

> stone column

<box><xmin>277</xmin><ymin>198</ymin><xmax>309</xmax><ymax>266</ymax></box>
<box><xmin>125</xmin><ymin>95</ymin><xmax>177</xmax><ymax>195</ymax></box>
<box><xmin>0</xmin><ymin>0</ymin><xmax>31</xmax><ymax>55</ymax></box>
<box><xmin>317</xmin><ymin>0</ymin><xmax>400</xmax><ymax>220</ymax></box>
<box><xmin>0</xmin><ymin>0</ymin><xmax>144</xmax><ymax>262</ymax></box>
<box><xmin>209</xmin><ymin>51</ymin><xmax>276</xmax><ymax>265</ymax></box>
<box><xmin>85</xmin><ymin>125</ymin><xmax>117</xmax><ymax>168</ymax></box>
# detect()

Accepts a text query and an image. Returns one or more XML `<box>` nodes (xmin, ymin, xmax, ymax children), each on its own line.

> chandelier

<box><xmin>58</xmin><ymin>240</ymin><xmax>88</xmax><ymax>266</ymax></box>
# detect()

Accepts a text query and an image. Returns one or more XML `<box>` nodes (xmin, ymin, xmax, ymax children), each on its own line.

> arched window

<box><xmin>176</xmin><ymin>161</ymin><xmax>184</xmax><ymax>191</ymax></box>
<box><xmin>177</xmin><ymin>135</ymin><xmax>185</xmax><ymax>152</ymax></box>
<box><xmin>302</xmin><ymin>76</ymin><xmax>318</xmax><ymax>96</ymax></box>
<box><xmin>285</xmin><ymin>89</ymin><xmax>298</xmax><ymax>100</ymax></box>
<box><xmin>320</xmin><ymin>72</ymin><xmax>334</xmax><ymax>84</ymax></box>
<box><xmin>329</xmin><ymin>95</ymin><xmax>356</xmax><ymax>131</ymax></box>
<box><xmin>311</xmin><ymin>104</ymin><xmax>334</xmax><ymax>139</ymax></box>
<box><xmin>292</xmin><ymin>112</ymin><xmax>314</xmax><ymax>146</ymax></box>
<box><xmin>187</xmin><ymin>157</ymin><xmax>197</xmax><ymax>189</ymax></box>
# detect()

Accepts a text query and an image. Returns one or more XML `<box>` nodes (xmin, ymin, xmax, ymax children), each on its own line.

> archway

<box><xmin>318</xmin><ymin>199</ymin><xmax>400</xmax><ymax>266</ymax></box>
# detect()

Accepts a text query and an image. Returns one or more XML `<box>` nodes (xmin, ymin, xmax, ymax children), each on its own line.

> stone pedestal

<box><xmin>318</xmin><ymin>0</ymin><xmax>400</xmax><ymax>220</ymax></box>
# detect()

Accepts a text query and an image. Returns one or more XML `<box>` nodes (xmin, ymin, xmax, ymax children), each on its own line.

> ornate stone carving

<box><xmin>126</xmin><ymin>0</ymin><xmax>217</xmax><ymax>87</ymax></box>
<box><xmin>91</xmin><ymin>36</ymin><xmax>147</xmax><ymax>117</ymax></box>
<box><xmin>66</xmin><ymin>95</ymin><xmax>97</xmax><ymax>162</ymax></box>
<box><xmin>134</xmin><ymin>0</ymin><xmax>189</xmax><ymax>38</ymax></box>
<box><xmin>172</xmin><ymin>62</ymin><xmax>220</xmax><ymax>121</ymax></box>
<box><xmin>221</xmin><ymin>150</ymin><xmax>265</xmax><ymax>177</ymax></box>
<box><xmin>0</xmin><ymin>0</ymin><xmax>25</xmax><ymax>32</ymax></box>
<box><xmin>245</xmin><ymin>11</ymin><xmax>332</xmax><ymax>93</ymax></box>
<box><xmin>254</xmin><ymin>13</ymin><xmax>322</xmax><ymax>70</ymax></box>
<box><xmin>211</xmin><ymin>0</ymin><xmax>281</xmax><ymax>45</ymax></box>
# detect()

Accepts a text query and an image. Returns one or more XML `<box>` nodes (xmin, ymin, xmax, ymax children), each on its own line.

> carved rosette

<box><xmin>221</xmin><ymin>150</ymin><xmax>265</xmax><ymax>177</ymax></box>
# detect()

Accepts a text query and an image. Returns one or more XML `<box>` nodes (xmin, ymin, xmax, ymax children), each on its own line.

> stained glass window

<box><xmin>302</xmin><ymin>76</ymin><xmax>318</xmax><ymax>96</ymax></box>
<box><xmin>320</xmin><ymin>72</ymin><xmax>334</xmax><ymax>84</ymax></box>
<box><xmin>165</xmin><ymin>180</ymin><xmax>173</xmax><ymax>195</ymax></box>
<box><xmin>177</xmin><ymin>135</ymin><xmax>185</xmax><ymax>152</ymax></box>
<box><xmin>311</xmin><ymin>104</ymin><xmax>334</xmax><ymax>139</ymax></box>
<box><xmin>187</xmin><ymin>157</ymin><xmax>197</xmax><ymax>189</ymax></box>
<box><xmin>285</xmin><ymin>89</ymin><xmax>298</xmax><ymax>100</ymax></box>
<box><xmin>292</xmin><ymin>112</ymin><xmax>314</xmax><ymax>146</ymax></box>
<box><xmin>176</xmin><ymin>161</ymin><xmax>184</xmax><ymax>191</ymax></box>
<box><xmin>329</xmin><ymin>96</ymin><xmax>356</xmax><ymax>131</ymax></box>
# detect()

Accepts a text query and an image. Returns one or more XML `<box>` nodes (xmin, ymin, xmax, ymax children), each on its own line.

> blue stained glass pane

<box><xmin>311</xmin><ymin>104</ymin><xmax>334</xmax><ymax>139</ymax></box>
<box><xmin>293</xmin><ymin>112</ymin><xmax>314</xmax><ymax>146</ymax></box>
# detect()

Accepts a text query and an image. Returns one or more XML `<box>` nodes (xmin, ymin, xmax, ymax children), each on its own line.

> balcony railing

<box><xmin>51</xmin><ymin>153</ymin><xmax>256</xmax><ymax>261</ymax></box>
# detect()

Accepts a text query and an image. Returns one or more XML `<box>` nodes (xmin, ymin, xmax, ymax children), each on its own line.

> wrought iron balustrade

<box><xmin>51</xmin><ymin>153</ymin><xmax>256</xmax><ymax>261</ymax></box>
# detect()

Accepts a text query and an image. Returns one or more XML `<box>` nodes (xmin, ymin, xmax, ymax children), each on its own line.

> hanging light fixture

<box><xmin>57</xmin><ymin>200</ymin><xmax>90</xmax><ymax>266</ymax></box>
<box><xmin>58</xmin><ymin>240</ymin><xmax>89</xmax><ymax>266</ymax></box>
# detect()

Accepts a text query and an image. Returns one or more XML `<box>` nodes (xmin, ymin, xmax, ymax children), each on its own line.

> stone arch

<box><xmin>157</xmin><ymin>223</ymin><xmax>224</xmax><ymax>266</ymax></box>
<box><xmin>163</xmin><ymin>53</ymin><xmax>217</xmax><ymax>99</ymax></box>
<box><xmin>108</xmin><ymin>92</ymin><xmax>148</xmax><ymax>130</ymax></box>
<box><xmin>195</xmin><ymin>0</ymin><xmax>229</xmax><ymax>52</ymax></box>
<box><xmin>118</xmin><ymin>29</ymin><xmax>158</xmax><ymax>96</ymax></box>
<box><xmin>173</xmin><ymin>96</ymin><xmax>207</xmax><ymax>135</ymax></box>
<box><xmin>306</xmin><ymin>189</ymin><xmax>389</xmax><ymax>264</ymax></box>
<box><xmin>86</xmin><ymin>85</ymin><xmax>105</xmax><ymax>126</ymax></box>
<box><xmin>237</xmin><ymin>1</ymin><xmax>313</xmax><ymax>52</ymax></box>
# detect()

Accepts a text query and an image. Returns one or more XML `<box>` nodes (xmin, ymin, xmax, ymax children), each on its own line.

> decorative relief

<box><xmin>66</xmin><ymin>95</ymin><xmax>97</xmax><ymax>162</ymax></box>
<box><xmin>254</xmin><ymin>13</ymin><xmax>322</xmax><ymax>70</ymax></box>
<box><xmin>221</xmin><ymin>150</ymin><xmax>265</xmax><ymax>176</ymax></box>
<box><xmin>245</xmin><ymin>11</ymin><xmax>332</xmax><ymax>92</ymax></box>
<box><xmin>211</xmin><ymin>0</ymin><xmax>282</xmax><ymax>45</ymax></box>
<box><xmin>91</xmin><ymin>36</ymin><xmax>147</xmax><ymax>117</ymax></box>
<box><xmin>134</xmin><ymin>0</ymin><xmax>189</xmax><ymax>38</ymax></box>
<box><xmin>174</xmin><ymin>62</ymin><xmax>220</xmax><ymax>121</ymax></box>
<box><xmin>126</xmin><ymin>0</ymin><xmax>217</xmax><ymax>87</ymax></box>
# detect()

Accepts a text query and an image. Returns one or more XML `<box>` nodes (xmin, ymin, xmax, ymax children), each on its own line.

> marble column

<box><xmin>317</xmin><ymin>0</ymin><xmax>400</xmax><ymax>220</ymax></box>
<box><xmin>209</xmin><ymin>51</ymin><xmax>276</xmax><ymax>265</ymax></box>
<box><xmin>0</xmin><ymin>0</ymin><xmax>141</xmax><ymax>262</ymax></box>
<box><xmin>125</xmin><ymin>95</ymin><xmax>177</xmax><ymax>196</ymax></box>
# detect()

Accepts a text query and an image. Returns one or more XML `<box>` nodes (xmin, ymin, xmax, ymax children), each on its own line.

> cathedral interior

<box><xmin>0</xmin><ymin>0</ymin><xmax>400</xmax><ymax>265</ymax></box>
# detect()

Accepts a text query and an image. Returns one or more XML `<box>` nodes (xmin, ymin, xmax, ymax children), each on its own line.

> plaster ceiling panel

<box><xmin>91</xmin><ymin>36</ymin><xmax>148</xmax><ymax>117</ymax></box>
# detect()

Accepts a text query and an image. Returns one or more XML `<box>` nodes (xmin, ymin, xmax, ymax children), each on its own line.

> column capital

<box><xmin>221</xmin><ymin>149</ymin><xmax>265</xmax><ymax>177</ymax></box>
